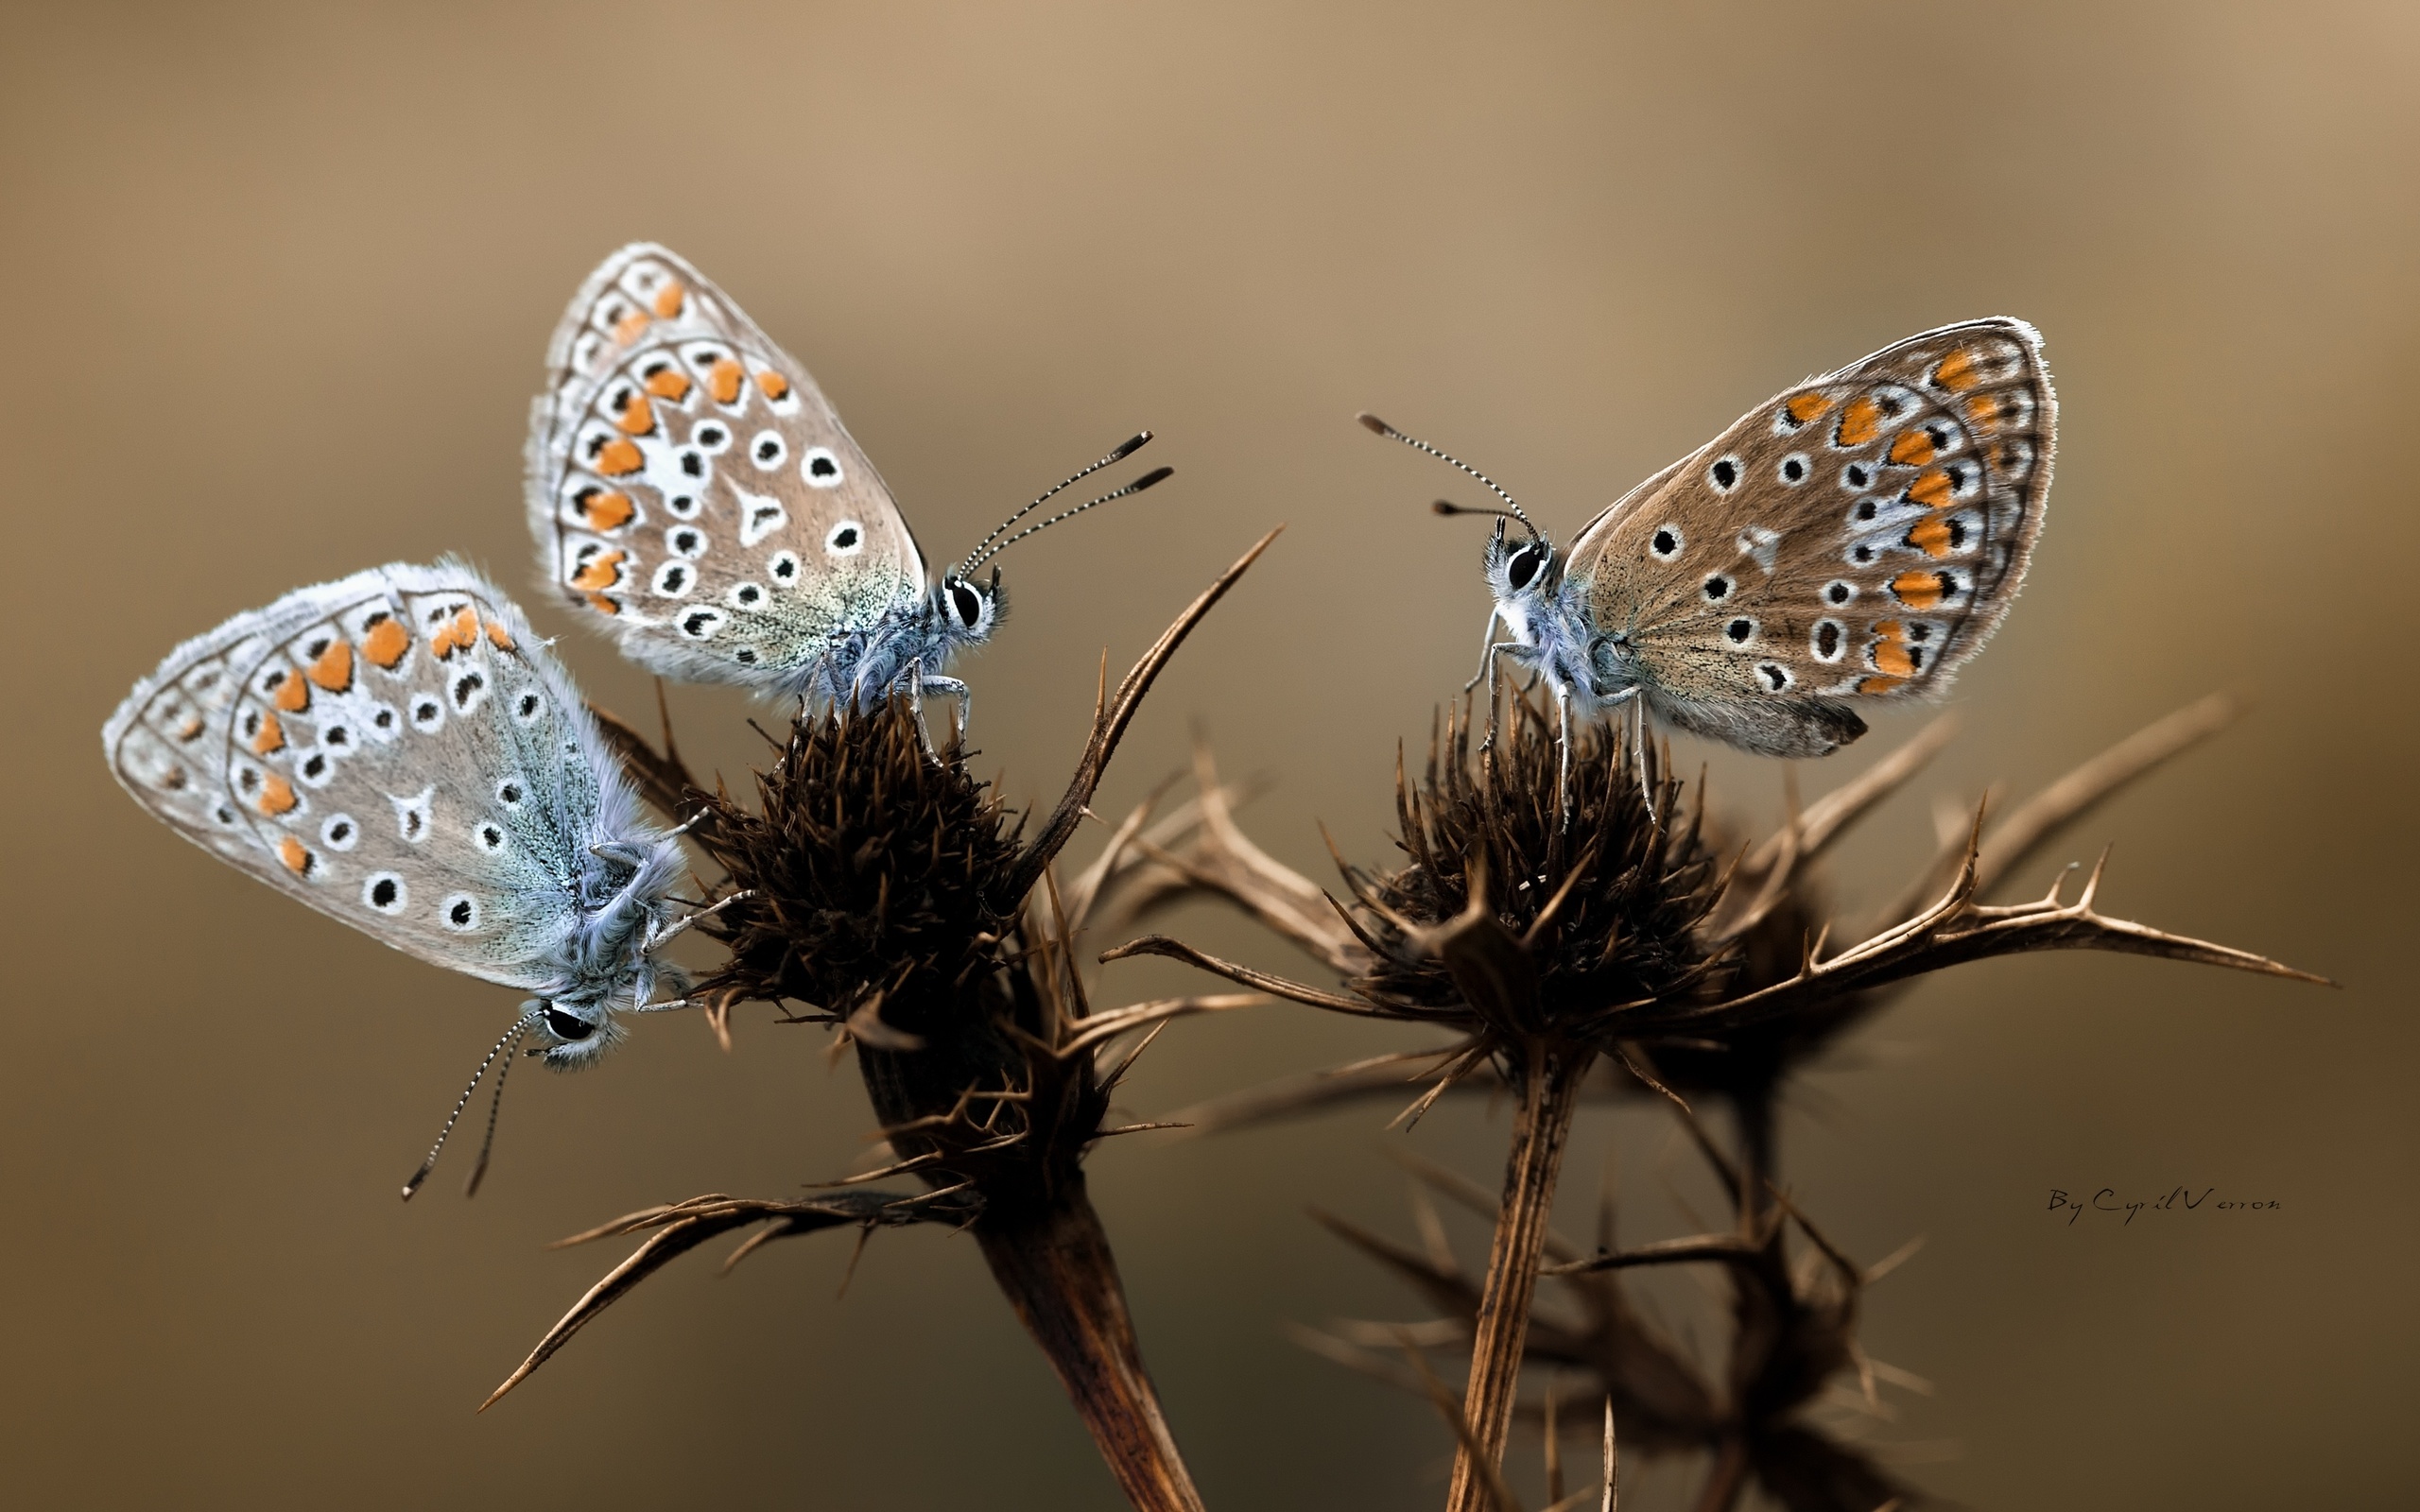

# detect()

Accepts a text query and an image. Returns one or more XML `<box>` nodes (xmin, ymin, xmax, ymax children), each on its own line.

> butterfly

<box><xmin>1364</xmin><ymin>318</ymin><xmax>2054</xmax><ymax>789</ymax></box>
<box><xmin>525</xmin><ymin>244</ymin><xmax>1167</xmax><ymax>724</ymax></box>
<box><xmin>102</xmin><ymin>561</ymin><xmax>720</xmax><ymax>1194</ymax></box>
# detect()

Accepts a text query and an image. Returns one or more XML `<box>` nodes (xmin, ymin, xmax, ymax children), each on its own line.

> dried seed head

<box><xmin>685</xmin><ymin>700</ymin><xmax>1020</xmax><ymax>1037</ymax></box>
<box><xmin>1348</xmin><ymin>693</ymin><xmax>1724</xmax><ymax>1048</ymax></box>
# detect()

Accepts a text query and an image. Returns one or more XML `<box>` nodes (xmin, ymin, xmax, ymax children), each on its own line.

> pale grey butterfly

<box><xmin>1362</xmin><ymin>318</ymin><xmax>2054</xmax><ymax>799</ymax></box>
<box><xmin>527</xmin><ymin>243</ymin><xmax>1168</xmax><ymax>725</ymax></box>
<box><xmin>102</xmin><ymin>560</ymin><xmax>723</xmax><ymax>1196</ymax></box>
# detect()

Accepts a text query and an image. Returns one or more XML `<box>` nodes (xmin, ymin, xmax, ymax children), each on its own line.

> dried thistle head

<box><xmin>685</xmin><ymin>703</ymin><xmax>1016</xmax><ymax>1042</ymax></box>
<box><xmin>1349</xmin><ymin>694</ymin><xmax>1724</xmax><ymax>1042</ymax></box>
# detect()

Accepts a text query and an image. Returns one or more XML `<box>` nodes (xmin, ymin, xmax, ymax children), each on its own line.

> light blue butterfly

<box><xmin>525</xmin><ymin>244</ymin><xmax>1168</xmax><ymax>727</ymax></box>
<box><xmin>102</xmin><ymin>560</ymin><xmax>719</xmax><ymax>1194</ymax></box>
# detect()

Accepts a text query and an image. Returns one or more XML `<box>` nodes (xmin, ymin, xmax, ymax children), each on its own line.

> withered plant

<box><xmin>1104</xmin><ymin>690</ymin><xmax>2321</xmax><ymax>1511</ymax></box>
<box><xmin>481</xmin><ymin>530</ymin><xmax>1279</xmax><ymax>1512</ymax></box>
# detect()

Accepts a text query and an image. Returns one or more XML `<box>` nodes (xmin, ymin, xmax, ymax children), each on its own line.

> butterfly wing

<box><xmin>104</xmin><ymin>563</ymin><xmax>633</xmax><ymax>991</ymax></box>
<box><xmin>526</xmin><ymin>244</ymin><xmax>929</xmax><ymax>688</ymax></box>
<box><xmin>1570</xmin><ymin>318</ymin><xmax>2054</xmax><ymax>755</ymax></box>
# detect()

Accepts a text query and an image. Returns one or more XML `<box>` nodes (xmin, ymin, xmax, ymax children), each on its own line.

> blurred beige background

<box><xmin>5</xmin><ymin>3</ymin><xmax>2414</xmax><ymax>1507</ymax></box>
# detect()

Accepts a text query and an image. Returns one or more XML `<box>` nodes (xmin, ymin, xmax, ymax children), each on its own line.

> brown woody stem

<box><xmin>1445</xmin><ymin>1040</ymin><xmax>1595</xmax><ymax>1512</ymax></box>
<box><xmin>973</xmin><ymin>1174</ymin><xmax>1206</xmax><ymax>1512</ymax></box>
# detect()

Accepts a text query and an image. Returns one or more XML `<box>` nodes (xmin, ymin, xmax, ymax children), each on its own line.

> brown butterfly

<box><xmin>1365</xmin><ymin>318</ymin><xmax>2055</xmax><ymax>791</ymax></box>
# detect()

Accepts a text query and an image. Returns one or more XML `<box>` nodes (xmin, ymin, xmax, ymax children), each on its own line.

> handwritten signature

<box><xmin>2048</xmin><ymin>1188</ymin><xmax>2282</xmax><ymax>1226</ymax></box>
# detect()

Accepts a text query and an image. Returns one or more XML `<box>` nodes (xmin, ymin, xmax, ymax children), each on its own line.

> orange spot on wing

<box><xmin>277</xmin><ymin>835</ymin><xmax>311</xmax><ymax>873</ymax></box>
<box><xmin>1836</xmin><ymin>395</ymin><xmax>1881</xmax><ymax>448</ymax></box>
<box><xmin>486</xmin><ymin>620</ymin><xmax>515</xmax><ymax>652</ymax></box>
<box><xmin>1906</xmin><ymin>469</ymin><xmax>1951</xmax><ymax>510</ymax></box>
<box><xmin>613</xmin><ymin>309</ymin><xmax>650</xmax><ymax>345</ymax></box>
<box><xmin>430</xmin><ymin>606</ymin><xmax>478</xmax><ymax>660</ymax></box>
<box><xmin>1891</xmin><ymin>570</ymin><xmax>1945</xmax><ymax>610</ymax></box>
<box><xmin>570</xmin><ymin>550</ymin><xmax>626</xmax><ymax>593</ymax></box>
<box><xmin>1869</xmin><ymin>619</ymin><xmax>1918</xmax><ymax>677</ymax></box>
<box><xmin>271</xmin><ymin>671</ymin><xmax>310</xmax><ymax>713</ymax></box>
<box><xmin>1786</xmin><ymin>392</ymin><xmax>1834</xmax><ymax>424</ymax></box>
<box><xmin>595</xmin><ymin>438</ymin><xmax>645</xmax><ymax>476</ymax></box>
<box><xmin>644</xmin><ymin>367</ymin><xmax>692</xmax><ymax>401</ymax></box>
<box><xmin>651</xmin><ymin>279</ymin><xmax>685</xmax><ymax>318</ymax></box>
<box><xmin>251</xmin><ymin>712</ymin><xmax>285</xmax><ymax>755</ymax></box>
<box><xmin>706</xmin><ymin>357</ymin><xmax>745</xmax><ymax>405</ymax></box>
<box><xmin>362</xmin><ymin>617</ymin><xmax>409</xmax><ymax>669</ymax></box>
<box><xmin>176</xmin><ymin>714</ymin><xmax>205</xmax><ymax>743</ymax></box>
<box><xmin>306</xmin><ymin>639</ymin><xmax>354</xmax><ymax>692</ymax></box>
<box><xmin>614</xmin><ymin>392</ymin><xmax>657</xmax><ymax>436</ymax></box>
<box><xmin>1933</xmin><ymin>349</ymin><xmax>1981</xmax><ymax>391</ymax></box>
<box><xmin>754</xmin><ymin>369</ymin><xmax>791</xmax><ymax>402</ymax></box>
<box><xmin>1857</xmin><ymin>674</ymin><xmax>1907</xmax><ymax>695</ymax></box>
<box><xmin>1889</xmin><ymin>431</ymin><xmax>1938</xmax><ymax>466</ymax></box>
<box><xmin>580</xmin><ymin>490</ymin><xmax>635</xmax><ymax>530</ymax></box>
<box><xmin>257</xmin><ymin>774</ymin><xmax>298</xmax><ymax>816</ymax></box>
<box><xmin>585</xmin><ymin>593</ymin><xmax>620</xmax><ymax>616</ymax></box>
<box><xmin>1905</xmin><ymin>516</ymin><xmax>1954</xmax><ymax>558</ymax></box>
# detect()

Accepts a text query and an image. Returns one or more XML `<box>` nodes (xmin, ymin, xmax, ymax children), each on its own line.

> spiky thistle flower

<box><xmin>1107</xmin><ymin>688</ymin><xmax>2321</xmax><ymax>1512</ymax></box>
<box><xmin>484</xmin><ymin>531</ymin><xmax>1279</xmax><ymax>1512</ymax></box>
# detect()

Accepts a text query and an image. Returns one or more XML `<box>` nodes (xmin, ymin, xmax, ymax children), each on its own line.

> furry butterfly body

<box><xmin>1383</xmin><ymin>318</ymin><xmax>2055</xmax><ymax>761</ymax></box>
<box><xmin>102</xmin><ymin>561</ymin><xmax>691</xmax><ymax>1066</ymax></box>
<box><xmin>530</xmin><ymin>244</ymin><xmax>1095</xmax><ymax>720</ymax></box>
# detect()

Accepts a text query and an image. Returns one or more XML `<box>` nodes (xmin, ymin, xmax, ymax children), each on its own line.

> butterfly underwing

<box><xmin>102</xmin><ymin>561</ymin><xmax>693</xmax><ymax>1067</ymax></box>
<box><xmin>1378</xmin><ymin>318</ymin><xmax>2055</xmax><ymax>760</ymax></box>
<box><xmin>526</xmin><ymin>244</ymin><xmax>1009</xmax><ymax>715</ymax></box>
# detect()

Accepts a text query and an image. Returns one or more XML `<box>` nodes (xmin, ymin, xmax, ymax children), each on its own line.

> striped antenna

<box><xmin>958</xmin><ymin>431</ymin><xmax>1154</xmax><ymax>577</ymax></box>
<box><xmin>1357</xmin><ymin>413</ymin><xmax>1541</xmax><ymax>540</ymax></box>
<box><xmin>402</xmin><ymin>1017</ymin><xmax>530</xmax><ymax>1200</ymax></box>
<box><xmin>960</xmin><ymin>464</ymin><xmax>1175</xmax><ymax>576</ymax></box>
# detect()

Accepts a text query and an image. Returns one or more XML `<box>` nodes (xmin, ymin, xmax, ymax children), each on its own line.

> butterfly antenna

<box><xmin>402</xmin><ymin>1017</ymin><xmax>531</xmax><ymax>1201</ymax></box>
<box><xmin>960</xmin><ymin>464</ymin><xmax>1175</xmax><ymax>575</ymax></box>
<box><xmin>957</xmin><ymin>431</ymin><xmax>1154</xmax><ymax>577</ymax></box>
<box><xmin>1357</xmin><ymin>413</ymin><xmax>1540</xmax><ymax>539</ymax></box>
<box><xmin>1432</xmin><ymin>498</ymin><xmax>1528</xmax><ymax>524</ymax></box>
<box><xmin>459</xmin><ymin>1020</ymin><xmax>525</xmax><ymax>1198</ymax></box>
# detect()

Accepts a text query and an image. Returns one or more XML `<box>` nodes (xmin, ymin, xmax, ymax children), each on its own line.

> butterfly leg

<box><xmin>644</xmin><ymin>888</ymin><xmax>755</xmax><ymax>954</ymax></box>
<box><xmin>1553</xmin><ymin>681</ymin><xmax>1573</xmax><ymax>828</ymax></box>
<box><xmin>1476</xmin><ymin>643</ymin><xmax>1527</xmax><ymax>754</ymax></box>
<box><xmin>918</xmin><ymin>675</ymin><xmax>973</xmax><ymax>751</ymax></box>
<box><xmin>1625</xmin><ymin>692</ymin><xmax>1658</xmax><ymax>824</ymax></box>
<box><xmin>1462</xmin><ymin>610</ymin><xmax>1502</xmax><ymax>695</ymax></box>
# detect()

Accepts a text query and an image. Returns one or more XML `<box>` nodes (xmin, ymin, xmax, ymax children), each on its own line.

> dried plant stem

<box><xmin>973</xmin><ymin>1175</ymin><xmax>1204</xmax><ymax>1512</ymax></box>
<box><xmin>1447</xmin><ymin>1042</ymin><xmax>1596</xmax><ymax>1512</ymax></box>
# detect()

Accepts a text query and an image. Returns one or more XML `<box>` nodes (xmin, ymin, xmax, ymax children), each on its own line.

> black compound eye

<box><xmin>544</xmin><ymin>1007</ymin><xmax>595</xmax><ymax>1042</ymax></box>
<box><xmin>1507</xmin><ymin>544</ymin><xmax>1547</xmax><ymax>591</ymax></box>
<box><xmin>950</xmin><ymin>581</ymin><xmax>983</xmax><ymax>627</ymax></box>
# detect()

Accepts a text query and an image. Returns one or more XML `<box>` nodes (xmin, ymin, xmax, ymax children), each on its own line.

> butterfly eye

<box><xmin>951</xmin><ymin>580</ymin><xmax>984</xmax><ymax>628</ymax></box>
<box><xmin>543</xmin><ymin>1006</ymin><xmax>595</xmax><ymax>1042</ymax></box>
<box><xmin>1506</xmin><ymin>544</ymin><xmax>1548</xmax><ymax>592</ymax></box>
